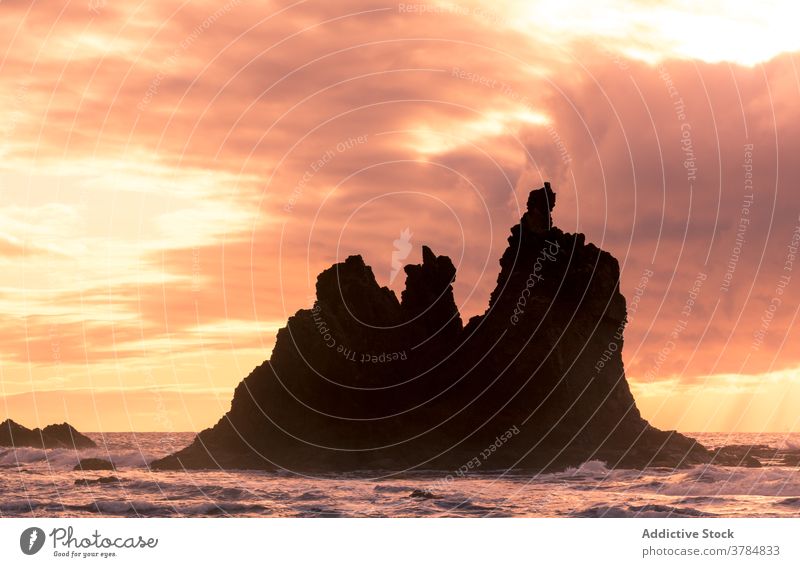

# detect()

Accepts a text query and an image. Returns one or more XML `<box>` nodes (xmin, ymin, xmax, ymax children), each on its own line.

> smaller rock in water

<box><xmin>712</xmin><ymin>445</ymin><xmax>766</xmax><ymax>468</ymax></box>
<box><xmin>408</xmin><ymin>489</ymin><xmax>438</xmax><ymax>499</ymax></box>
<box><xmin>782</xmin><ymin>454</ymin><xmax>800</xmax><ymax>466</ymax></box>
<box><xmin>74</xmin><ymin>476</ymin><xmax>120</xmax><ymax>486</ymax></box>
<box><xmin>74</xmin><ymin>458</ymin><xmax>114</xmax><ymax>471</ymax></box>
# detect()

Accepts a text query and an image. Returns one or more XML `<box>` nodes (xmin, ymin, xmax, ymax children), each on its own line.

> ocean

<box><xmin>2</xmin><ymin>432</ymin><xmax>800</xmax><ymax>518</ymax></box>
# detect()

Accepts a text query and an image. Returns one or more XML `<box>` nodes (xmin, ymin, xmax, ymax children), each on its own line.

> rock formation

<box><xmin>0</xmin><ymin>419</ymin><xmax>96</xmax><ymax>449</ymax></box>
<box><xmin>152</xmin><ymin>184</ymin><xmax>720</xmax><ymax>472</ymax></box>
<box><xmin>74</xmin><ymin>476</ymin><xmax>121</xmax><ymax>486</ymax></box>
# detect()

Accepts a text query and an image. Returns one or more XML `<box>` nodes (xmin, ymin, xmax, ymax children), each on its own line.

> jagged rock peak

<box><xmin>401</xmin><ymin>245</ymin><xmax>462</xmax><ymax>337</ymax></box>
<box><xmin>524</xmin><ymin>181</ymin><xmax>556</xmax><ymax>233</ymax></box>
<box><xmin>403</xmin><ymin>245</ymin><xmax>457</xmax><ymax>298</ymax></box>
<box><xmin>421</xmin><ymin>245</ymin><xmax>437</xmax><ymax>266</ymax></box>
<box><xmin>314</xmin><ymin>253</ymin><xmax>401</xmax><ymax>326</ymax></box>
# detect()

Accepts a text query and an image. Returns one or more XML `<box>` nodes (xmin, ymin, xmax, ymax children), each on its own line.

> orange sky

<box><xmin>2</xmin><ymin>0</ymin><xmax>800</xmax><ymax>432</ymax></box>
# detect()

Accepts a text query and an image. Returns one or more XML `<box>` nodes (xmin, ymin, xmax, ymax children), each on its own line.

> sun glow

<box><xmin>632</xmin><ymin>367</ymin><xmax>800</xmax><ymax>432</ymax></box>
<box><xmin>491</xmin><ymin>0</ymin><xmax>800</xmax><ymax>66</ymax></box>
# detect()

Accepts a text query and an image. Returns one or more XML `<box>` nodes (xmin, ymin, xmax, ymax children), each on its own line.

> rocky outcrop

<box><xmin>152</xmin><ymin>183</ymin><xmax>715</xmax><ymax>472</ymax></box>
<box><xmin>0</xmin><ymin>419</ymin><xmax>96</xmax><ymax>449</ymax></box>
<box><xmin>74</xmin><ymin>476</ymin><xmax>120</xmax><ymax>486</ymax></box>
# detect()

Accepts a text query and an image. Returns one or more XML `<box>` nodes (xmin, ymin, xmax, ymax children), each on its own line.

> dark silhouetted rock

<box><xmin>408</xmin><ymin>489</ymin><xmax>438</xmax><ymax>499</ymax></box>
<box><xmin>74</xmin><ymin>458</ymin><xmax>114</xmax><ymax>471</ymax></box>
<box><xmin>710</xmin><ymin>445</ymin><xmax>769</xmax><ymax>467</ymax></box>
<box><xmin>524</xmin><ymin>180</ymin><xmax>556</xmax><ymax>233</ymax></box>
<box><xmin>782</xmin><ymin>454</ymin><xmax>800</xmax><ymax>466</ymax></box>
<box><xmin>709</xmin><ymin>443</ymin><xmax>800</xmax><ymax>467</ymax></box>
<box><xmin>0</xmin><ymin>419</ymin><xmax>96</xmax><ymax>450</ymax></box>
<box><xmin>151</xmin><ymin>183</ymin><xmax>717</xmax><ymax>472</ymax></box>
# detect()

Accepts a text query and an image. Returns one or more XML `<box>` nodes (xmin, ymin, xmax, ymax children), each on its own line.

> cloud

<box><xmin>1</xmin><ymin>0</ymin><xmax>799</xmax><ymax>430</ymax></box>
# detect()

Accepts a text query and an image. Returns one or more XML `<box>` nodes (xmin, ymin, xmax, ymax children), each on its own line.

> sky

<box><xmin>1</xmin><ymin>0</ymin><xmax>800</xmax><ymax>432</ymax></box>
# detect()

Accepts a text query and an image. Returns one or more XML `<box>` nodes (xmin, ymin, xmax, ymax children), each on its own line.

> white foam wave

<box><xmin>560</xmin><ymin>460</ymin><xmax>610</xmax><ymax>477</ymax></box>
<box><xmin>659</xmin><ymin>464</ymin><xmax>800</xmax><ymax>497</ymax></box>
<box><xmin>0</xmin><ymin>446</ymin><xmax>159</xmax><ymax>470</ymax></box>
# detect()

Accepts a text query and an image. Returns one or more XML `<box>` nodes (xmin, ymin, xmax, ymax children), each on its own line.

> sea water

<box><xmin>2</xmin><ymin>432</ymin><xmax>800</xmax><ymax>517</ymax></box>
